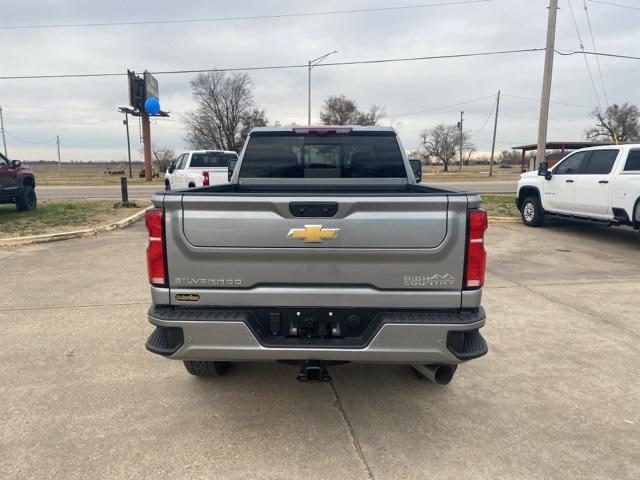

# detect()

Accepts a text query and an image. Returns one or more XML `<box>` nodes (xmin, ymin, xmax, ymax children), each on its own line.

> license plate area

<box><xmin>246</xmin><ymin>307</ymin><xmax>381</xmax><ymax>348</ymax></box>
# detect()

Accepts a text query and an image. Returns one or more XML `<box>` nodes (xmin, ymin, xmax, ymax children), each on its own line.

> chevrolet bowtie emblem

<box><xmin>287</xmin><ymin>225</ymin><xmax>340</xmax><ymax>243</ymax></box>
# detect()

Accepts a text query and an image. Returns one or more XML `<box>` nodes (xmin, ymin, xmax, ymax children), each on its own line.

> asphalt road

<box><xmin>36</xmin><ymin>180</ymin><xmax>518</xmax><ymax>199</ymax></box>
<box><xmin>1</xmin><ymin>220</ymin><xmax>639</xmax><ymax>479</ymax></box>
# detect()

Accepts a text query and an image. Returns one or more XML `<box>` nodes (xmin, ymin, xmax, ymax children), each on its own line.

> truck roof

<box><xmin>249</xmin><ymin>125</ymin><xmax>397</xmax><ymax>134</ymax></box>
<box><xmin>185</xmin><ymin>150</ymin><xmax>237</xmax><ymax>155</ymax></box>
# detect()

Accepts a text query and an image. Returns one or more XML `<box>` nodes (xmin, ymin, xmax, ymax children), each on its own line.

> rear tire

<box><xmin>183</xmin><ymin>360</ymin><xmax>231</xmax><ymax>377</ymax></box>
<box><xmin>521</xmin><ymin>195</ymin><xmax>544</xmax><ymax>227</ymax></box>
<box><xmin>15</xmin><ymin>186</ymin><xmax>37</xmax><ymax>211</ymax></box>
<box><xmin>165</xmin><ymin>181</ymin><xmax>171</xmax><ymax>191</ymax></box>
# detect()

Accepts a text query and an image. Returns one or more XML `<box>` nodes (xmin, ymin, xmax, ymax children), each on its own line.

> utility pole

<box><xmin>535</xmin><ymin>0</ymin><xmax>559</xmax><ymax>171</ymax></box>
<box><xmin>489</xmin><ymin>91</ymin><xmax>501</xmax><ymax>177</ymax></box>
<box><xmin>0</xmin><ymin>106</ymin><xmax>7</xmax><ymax>157</ymax></box>
<box><xmin>56</xmin><ymin>135</ymin><xmax>61</xmax><ymax>177</ymax></box>
<box><xmin>458</xmin><ymin>111</ymin><xmax>464</xmax><ymax>172</ymax></box>
<box><xmin>123</xmin><ymin>112</ymin><xmax>132</xmax><ymax>178</ymax></box>
<box><xmin>141</xmin><ymin>112</ymin><xmax>152</xmax><ymax>181</ymax></box>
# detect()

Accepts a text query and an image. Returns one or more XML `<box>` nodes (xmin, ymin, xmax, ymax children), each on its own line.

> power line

<box><xmin>0</xmin><ymin>47</ymin><xmax>545</xmax><ymax>80</ymax></box>
<box><xmin>556</xmin><ymin>49</ymin><xmax>640</xmax><ymax>61</ymax></box>
<box><xmin>4</xmin><ymin>130</ymin><xmax>57</xmax><ymax>144</ymax></box>
<box><xmin>0</xmin><ymin>0</ymin><xmax>492</xmax><ymax>30</ymax></box>
<box><xmin>587</xmin><ymin>0</ymin><xmax>640</xmax><ymax>11</ymax></box>
<box><xmin>566</xmin><ymin>0</ymin><xmax>603</xmax><ymax>110</ymax></box>
<box><xmin>583</xmin><ymin>0</ymin><xmax>610</xmax><ymax>106</ymax></box>
<box><xmin>391</xmin><ymin>94</ymin><xmax>496</xmax><ymax>117</ymax></box>
<box><xmin>501</xmin><ymin>93</ymin><xmax>593</xmax><ymax>109</ymax></box>
<box><xmin>469</xmin><ymin>96</ymin><xmax>498</xmax><ymax>137</ymax></box>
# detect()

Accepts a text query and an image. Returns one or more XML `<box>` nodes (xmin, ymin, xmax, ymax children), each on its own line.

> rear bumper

<box><xmin>146</xmin><ymin>306</ymin><xmax>487</xmax><ymax>364</ymax></box>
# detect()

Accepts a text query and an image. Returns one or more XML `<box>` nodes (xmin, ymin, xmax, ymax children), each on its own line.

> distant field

<box><xmin>25</xmin><ymin>162</ymin><xmax>520</xmax><ymax>186</ymax></box>
<box><xmin>25</xmin><ymin>163</ymin><xmax>164</xmax><ymax>186</ymax></box>
<box><xmin>421</xmin><ymin>164</ymin><xmax>521</xmax><ymax>182</ymax></box>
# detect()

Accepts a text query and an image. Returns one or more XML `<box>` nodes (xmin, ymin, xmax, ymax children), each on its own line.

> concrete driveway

<box><xmin>1</xmin><ymin>221</ymin><xmax>638</xmax><ymax>480</ymax></box>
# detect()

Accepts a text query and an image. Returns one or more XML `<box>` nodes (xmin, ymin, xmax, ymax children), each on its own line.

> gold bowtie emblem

<box><xmin>287</xmin><ymin>225</ymin><xmax>339</xmax><ymax>243</ymax></box>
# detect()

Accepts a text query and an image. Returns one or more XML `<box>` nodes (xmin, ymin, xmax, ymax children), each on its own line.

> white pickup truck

<box><xmin>516</xmin><ymin>144</ymin><xmax>640</xmax><ymax>229</ymax></box>
<box><xmin>164</xmin><ymin>150</ymin><xmax>238</xmax><ymax>190</ymax></box>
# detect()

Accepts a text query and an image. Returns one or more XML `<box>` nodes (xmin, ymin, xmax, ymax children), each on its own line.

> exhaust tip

<box><xmin>411</xmin><ymin>364</ymin><xmax>457</xmax><ymax>385</ymax></box>
<box><xmin>432</xmin><ymin>365</ymin><xmax>455</xmax><ymax>385</ymax></box>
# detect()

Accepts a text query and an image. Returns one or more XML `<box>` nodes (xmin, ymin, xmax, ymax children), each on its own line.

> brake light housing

<box><xmin>464</xmin><ymin>209</ymin><xmax>488</xmax><ymax>289</ymax></box>
<box><xmin>202</xmin><ymin>170</ymin><xmax>210</xmax><ymax>186</ymax></box>
<box><xmin>145</xmin><ymin>208</ymin><xmax>167</xmax><ymax>287</ymax></box>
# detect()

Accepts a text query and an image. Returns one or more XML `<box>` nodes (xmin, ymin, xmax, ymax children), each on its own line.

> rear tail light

<box><xmin>202</xmin><ymin>171</ymin><xmax>210</xmax><ymax>186</ymax></box>
<box><xmin>464</xmin><ymin>209</ymin><xmax>488</xmax><ymax>289</ymax></box>
<box><xmin>145</xmin><ymin>208</ymin><xmax>167</xmax><ymax>287</ymax></box>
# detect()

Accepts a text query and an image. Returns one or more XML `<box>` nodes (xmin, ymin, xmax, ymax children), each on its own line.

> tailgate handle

<box><xmin>289</xmin><ymin>202</ymin><xmax>338</xmax><ymax>218</ymax></box>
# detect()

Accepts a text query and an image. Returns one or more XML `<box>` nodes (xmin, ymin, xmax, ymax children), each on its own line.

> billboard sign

<box><xmin>144</xmin><ymin>71</ymin><xmax>159</xmax><ymax>100</ymax></box>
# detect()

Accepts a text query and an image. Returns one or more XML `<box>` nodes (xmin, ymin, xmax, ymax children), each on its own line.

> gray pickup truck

<box><xmin>144</xmin><ymin>126</ymin><xmax>488</xmax><ymax>384</ymax></box>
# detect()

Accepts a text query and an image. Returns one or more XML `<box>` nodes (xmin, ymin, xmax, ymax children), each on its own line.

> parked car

<box><xmin>144</xmin><ymin>126</ymin><xmax>488</xmax><ymax>384</ymax></box>
<box><xmin>516</xmin><ymin>145</ymin><xmax>640</xmax><ymax>229</ymax></box>
<box><xmin>164</xmin><ymin>150</ymin><xmax>238</xmax><ymax>190</ymax></box>
<box><xmin>0</xmin><ymin>153</ymin><xmax>37</xmax><ymax>211</ymax></box>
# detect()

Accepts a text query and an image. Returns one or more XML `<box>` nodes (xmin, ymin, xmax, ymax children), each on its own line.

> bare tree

<box><xmin>319</xmin><ymin>95</ymin><xmax>385</xmax><ymax>126</ymax></box>
<box><xmin>498</xmin><ymin>149</ymin><xmax>521</xmax><ymax>166</ymax></box>
<box><xmin>585</xmin><ymin>103</ymin><xmax>640</xmax><ymax>142</ymax></box>
<box><xmin>152</xmin><ymin>146</ymin><xmax>176</xmax><ymax>173</ymax></box>
<box><xmin>183</xmin><ymin>71</ymin><xmax>268</xmax><ymax>152</ymax></box>
<box><xmin>419</xmin><ymin>124</ymin><xmax>474</xmax><ymax>172</ymax></box>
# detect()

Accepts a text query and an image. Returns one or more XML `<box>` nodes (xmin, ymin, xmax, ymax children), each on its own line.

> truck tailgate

<box><xmin>162</xmin><ymin>193</ymin><xmax>470</xmax><ymax>297</ymax></box>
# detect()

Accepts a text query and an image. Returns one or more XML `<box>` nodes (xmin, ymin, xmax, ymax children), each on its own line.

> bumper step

<box><xmin>145</xmin><ymin>326</ymin><xmax>184</xmax><ymax>356</ymax></box>
<box><xmin>447</xmin><ymin>330</ymin><xmax>488</xmax><ymax>360</ymax></box>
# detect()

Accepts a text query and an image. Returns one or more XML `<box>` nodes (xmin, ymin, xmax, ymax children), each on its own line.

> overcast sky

<box><xmin>1</xmin><ymin>0</ymin><xmax>639</xmax><ymax>162</ymax></box>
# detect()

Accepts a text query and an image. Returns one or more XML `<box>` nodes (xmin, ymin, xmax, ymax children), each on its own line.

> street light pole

<box><xmin>307</xmin><ymin>50</ymin><xmax>337</xmax><ymax>125</ymax></box>
<box><xmin>308</xmin><ymin>60</ymin><xmax>312</xmax><ymax>125</ymax></box>
<box><xmin>458</xmin><ymin>111</ymin><xmax>464</xmax><ymax>172</ymax></box>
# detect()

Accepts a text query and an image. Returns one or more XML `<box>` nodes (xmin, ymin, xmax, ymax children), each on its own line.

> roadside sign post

<box><xmin>141</xmin><ymin>112</ymin><xmax>152</xmax><ymax>181</ymax></box>
<box><xmin>120</xmin><ymin>176</ymin><xmax>129</xmax><ymax>204</ymax></box>
<box><xmin>123</xmin><ymin>70</ymin><xmax>169</xmax><ymax>182</ymax></box>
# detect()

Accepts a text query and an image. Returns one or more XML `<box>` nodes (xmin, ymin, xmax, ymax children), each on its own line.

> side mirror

<box><xmin>11</xmin><ymin>159</ymin><xmax>21</xmax><ymax>168</ymax></box>
<box><xmin>538</xmin><ymin>161</ymin><xmax>551</xmax><ymax>180</ymax></box>
<box><xmin>228</xmin><ymin>158</ymin><xmax>238</xmax><ymax>181</ymax></box>
<box><xmin>167</xmin><ymin>162</ymin><xmax>175</xmax><ymax>174</ymax></box>
<box><xmin>409</xmin><ymin>159</ymin><xmax>422</xmax><ymax>183</ymax></box>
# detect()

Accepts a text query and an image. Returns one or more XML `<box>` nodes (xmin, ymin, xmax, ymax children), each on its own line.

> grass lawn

<box><xmin>0</xmin><ymin>199</ymin><xmax>149</xmax><ymax>238</ymax></box>
<box><xmin>481</xmin><ymin>194</ymin><xmax>520</xmax><ymax>218</ymax></box>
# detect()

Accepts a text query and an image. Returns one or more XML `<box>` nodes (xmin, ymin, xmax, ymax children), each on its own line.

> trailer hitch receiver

<box><xmin>297</xmin><ymin>360</ymin><xmax>331</xmax><ymax>383</ymax></box>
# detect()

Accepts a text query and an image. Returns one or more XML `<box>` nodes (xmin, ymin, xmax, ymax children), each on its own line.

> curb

<box><xmin>0</xmin><ymin>207</ymin><xmax>148</xmax><ymax>247</ymax></box>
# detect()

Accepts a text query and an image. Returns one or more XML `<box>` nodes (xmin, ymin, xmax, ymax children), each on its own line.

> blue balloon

<box><xmin>144</xmin><ymin>97</ymin><xmax>160</xmax><ymax>115</ymax></box>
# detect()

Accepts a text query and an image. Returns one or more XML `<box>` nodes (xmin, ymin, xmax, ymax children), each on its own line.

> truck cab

<box><xmin>516</xmin><ymin>145</ymin><xmax>640</xmax><ymax>228</ymax></box>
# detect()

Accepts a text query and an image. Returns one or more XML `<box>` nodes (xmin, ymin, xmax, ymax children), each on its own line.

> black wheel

<box><xmin>634</xmin><ymin>199</ymin><xmax>640</xmax><ymax>230</ymax></box>
<box><xmin>165</xmin><ymin>181</ymin><xmax>171</xmax><ymax>191</ymax></box>
<box><xmin>183</xmin><ymin>361</ymin><xmax>231</xmax><ymax>377</ymax></box>
<box><xmin>521</xmin><ymin>195</ymin><xmax>544</xmax><ymax>227</ymax></box>
<box><xmin>15</xmin><ymin>186</ymin><xmax>37</xmax><ymax>211</ymax></box>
